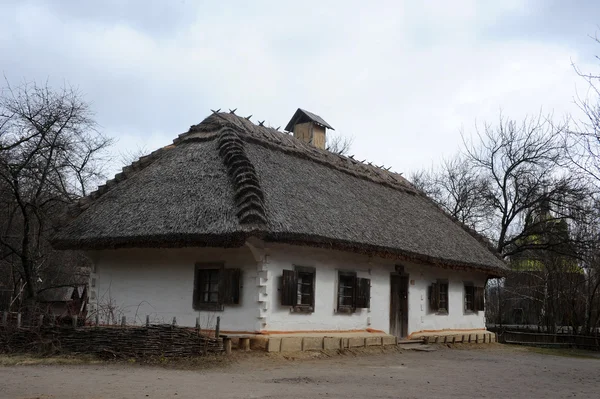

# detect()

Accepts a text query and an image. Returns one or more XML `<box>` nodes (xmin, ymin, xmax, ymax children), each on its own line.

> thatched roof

<box><xmin>53</xmin><ymin>112</ymin><xmax>507</xmax><ymax>276</ymax></box>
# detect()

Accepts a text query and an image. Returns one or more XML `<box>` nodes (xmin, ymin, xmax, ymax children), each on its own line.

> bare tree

<box><xmin>567</xmin><ymin>33</ymin><xmax>600</xmax><ymax>335</ymax></box>
<box><xmin>326</xmin><ymin>132</ymin><xmax>354</xmax><ymax>155</ymax></box>
<box><xmin>0</xmin><ymin>79</ymin><xmax>113</xmax><ymax>304</ymax></box>
<box><xmin>463</xmin><ymin>113</ymin><xmax>588</xmax><ymax>257</ymax></box>
<box><xmin>458</xmin><ymin>113</ymin><xmax>592</xmax><ymax>331</ymax></box>
<box><xmin>410</xmin><ymin>156</ymin><xmax>491</xmax><ymax>232</ymax></box>
<box><xmin>568</xmin><ymin>33</ymin><xmax>600</xmax><ymax>184</ymax></box>
<box><xmin>568</xmin><ymin>198</ymin><xmax>600</xmax><ymax>334</ymax></box>
<box><xmin>119</xmin><ymin>145</ymin><xmax>148</xmax><ymax>167</ymax></box>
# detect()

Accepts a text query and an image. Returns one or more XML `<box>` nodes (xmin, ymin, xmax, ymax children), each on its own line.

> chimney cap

<box><xmin>285</xmin><ymin>108</ymin><xmax>335</xmax><ymax>132</ymax></box>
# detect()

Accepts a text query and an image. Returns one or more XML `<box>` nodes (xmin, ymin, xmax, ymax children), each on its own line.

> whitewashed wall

<box><xmin>265</xmin><ymin>245</ymin><xmax>376</xmax><ymax>332</ymax></box>
<box><xmin>88</xmin><ymin>247</ymin><xmax>260</xmax><ymax>332</ymax></box>
<box><xmin>88</xmin><ymin>242</ymin><xmax>490</xmax><ymax>336</ymax></box>
<box><xmin>402</xmin><ymin>263</ymin><xmax>488</xmax><ymax>335</ymax></box>
<box><xmin>264</xmin><ymin>244</ymin><xmax>488</xmax><ymax>335</ymax></box>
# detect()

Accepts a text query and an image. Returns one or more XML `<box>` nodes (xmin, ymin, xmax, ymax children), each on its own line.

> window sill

<box><xmin>290</xmin><ymin>306</ymin><xmax>314</xmax><ymax>313</ymax></box>
<box><xmin>194</xmin><ymin>303</ymin><xmax>224</xmax><ymax>312</ymax></box>
<box><xmin>435</xmin><ymin>310</ymin><xmax>449</xmax><ymax>316</ymax></box>
<box><xmin>335</xmin><ymin>307</ymin><xmax>356</xmax><ymax>314</ymax></box>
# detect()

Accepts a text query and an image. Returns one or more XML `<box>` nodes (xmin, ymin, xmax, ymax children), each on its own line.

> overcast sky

<box><xmin>1</xmin><ymin>0</ymin><xmax>599</xmax><ymax>178</ymax></box>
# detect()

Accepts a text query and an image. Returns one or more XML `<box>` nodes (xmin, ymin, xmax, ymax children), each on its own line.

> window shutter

<box><xmin>475</xmin><ymin>287</ymin><xmax>485</xmax><ymax>311</ymax></box>
<box><xmin>308</xmin><ymin>273</ymin><xmax>316</xmax><ymax>308</ymax></box>
<box><xmin>353</xmin><ymin>277</ymin><xmax>360</xmax><ymax>308</ymax></box>
<box><xmin>354</xmin><ymin>278</ymin><xmax>371</xmax><ymax>308</ymax></box>
<box><xmin>281</xmin><ymin>269</ymin><xmax>297</xmax><ymax>306</ymax></box>
<box><xmin>429</xmin><ymin>283</ymin><xmax>439</xmax><ymax>311</ymax></box>
<box><xmin>192</xmin><ymin>266</ymin><xmax>203</xmax><ymax>310</ymax></box>
<box><xmin>221</xmin><ymin>268</ymin><xmax>241</xmax><ymax>305</ymax></box>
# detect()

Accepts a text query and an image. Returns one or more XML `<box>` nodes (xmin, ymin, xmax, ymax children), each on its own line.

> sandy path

<box><xmin>0</xmin><ymin>346</ymin><xmax>598</xmax><ymax>399</ymax></box>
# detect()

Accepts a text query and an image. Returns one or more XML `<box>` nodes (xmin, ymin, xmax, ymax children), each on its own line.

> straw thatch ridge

<box><xmin>53</xmin><ymin>111</ymin><xmax>508</xmax><ymax>276</ymax></box>
<box><xmin>217</xmin><ymin>128</ymin><xmax>267</xmax><ymax>225</ymax></box>
<box><xmin>185</xmin><ymin>112</ymin><xmax>417</xmax><ymax>194</ymax></box>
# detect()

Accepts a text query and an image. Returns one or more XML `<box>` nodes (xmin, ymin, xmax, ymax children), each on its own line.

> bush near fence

<box><xmin>0</xmin><ymin>313</ymin><xmax>224</xmax><ymax>358</ymax></box>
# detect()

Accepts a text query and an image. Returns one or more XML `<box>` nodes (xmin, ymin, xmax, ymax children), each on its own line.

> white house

<box><xmin>53</xmin><ymin>109</ymin><xmax>507</xmax><ymax>341</ymax></box>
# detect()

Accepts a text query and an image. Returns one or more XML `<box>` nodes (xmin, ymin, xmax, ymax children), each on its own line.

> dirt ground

<box><xmin>1</xmin><ymin>344</ymin><xmax>599</xmax><ymax>399</ymax></box>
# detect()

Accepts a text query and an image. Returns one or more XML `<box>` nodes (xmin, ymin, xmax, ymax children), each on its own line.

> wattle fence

<box><xmin>0</xmin><ymin>312</ymin><xmax>224</xmax><ymax>358</ymax></box>
<box><xmin>492</xmin><ymin>328</ymin><xmax>600</xmax><ymax>351</ymax></box>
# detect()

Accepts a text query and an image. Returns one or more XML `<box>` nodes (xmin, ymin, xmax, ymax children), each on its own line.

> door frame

<box><xmin>390</xmin><ymin>272</ymin><xmax>410</xmax><ymax>339</ymax></box>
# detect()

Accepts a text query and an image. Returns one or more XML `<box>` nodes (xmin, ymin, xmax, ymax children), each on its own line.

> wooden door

<box><xmin>390</xmin><ymin>274</ymin><xmax>409</xmax><ymax>339</ymax></box>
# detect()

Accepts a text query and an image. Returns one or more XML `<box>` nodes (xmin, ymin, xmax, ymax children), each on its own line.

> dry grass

<box><xmin>0</xmin><ymin>345</ymin><xmax>405</xmax><ymax>369</ymax></box>
<box><xmin>0</xmin><ymin>352</ymin><xmax>233</xmax><ymax>369</ymax></box>
<box><xmin>0</xmin><ymin>354</ymin><xmax>102</xmax><ymax>366</ymax></box>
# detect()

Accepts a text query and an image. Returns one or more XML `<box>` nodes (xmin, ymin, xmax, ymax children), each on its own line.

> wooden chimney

<box><xmin>285</xmin><ymin>108</ymin><xmax>334</xmax><ymax>150</ymax></box>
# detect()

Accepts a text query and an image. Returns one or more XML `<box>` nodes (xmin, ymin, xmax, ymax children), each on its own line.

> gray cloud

<box><xmin>8</xmin><ymin>0</ymin><xmax>199</xmax><ymax>35</ymax></box>
<box><xmin>1</xmin><ymin>0</ymin><xmax>598</xmax><ymax>178</ymax></box>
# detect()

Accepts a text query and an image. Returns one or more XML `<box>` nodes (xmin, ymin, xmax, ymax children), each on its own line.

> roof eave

<box><xmin>263</xmin><ymin>233</ymin><xmax>508</xmax><ymax>277</ymax></box>
<box><xmin>52</xmin><ymin>231</ymin><xmax>507</xmax><ymax>276</ymax></box>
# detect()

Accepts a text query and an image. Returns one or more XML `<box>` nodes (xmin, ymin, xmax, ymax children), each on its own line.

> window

<box><xmin>429</xmin><ymin>280</ymin><xmax>449</xmax><ymax>314</ymax></box>
<box><xmin>193</xmin><ymin>264</ymin><xmax>241</xmax><ymax>311</ymax></box>
<box><xmin>201</xmin><ymin>269</ymin><xmax>220</xmax><ymax>304</ymax></box>
<box><xmin>465</xmin><ymin>284</ymin><xmax>485</xmax><ymax>313</ymax></box>
<box><xmin>281</xmin><ymin>266</ymin><xmax>315</xmax><ymax>312</ymax></box>
<box><xmin>336</xmin><ymin>271</ymin><xmax>371</xmax><ymax>313</ymax></box>
<box><xmin>337</xmin><ymin>271</ymin><xmax>356</xmax><ymax>312</ymax></box>
<box><xmin>297</xmin><ymin>268</ymin><xmax>315</xmax><ymax>306</ymax></box>
<box><xmin>438</xmin><ymin>281</ymin><xmax>448</xmax><ymax>312</ymax></box>
<box><xmin>465</xmin><ymin>284</ymin><xmax>475</xmax><ymax>312</ymax></box>
<box><xmin>475</xmin><ymin>287</ymin><xmax>485</xmax><ymax>312</ymax></box>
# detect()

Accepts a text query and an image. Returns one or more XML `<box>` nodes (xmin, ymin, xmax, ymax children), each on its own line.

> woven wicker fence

<box><xmin>0</xmin><ymin>316</ymin><xmax>224</xmax><ymax>358</ymax></box>
<box><xmin>499</xmin><ymin>330</ymin><xmax>600</xmax><ymax>351</ymax></box>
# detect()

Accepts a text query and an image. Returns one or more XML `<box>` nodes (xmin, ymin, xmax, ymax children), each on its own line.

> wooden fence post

<box><xmin>2</xmin><ymin>311</ymin><xmax>7</xmax><ymax>327</ymax></box>
<box><xmin>224</xmin><ymin>338</ymin><xmax>232</xmax><ymax>354</ymax></box>
<box><xmin>215</xmin><ymin>316</ymin><xmax>220</xmax><ymax>338</ymax></box>
<box><xmin>121</xmin><ymin>316</ymin><xmax>126</xmax><ymax>327</ymax></box>
<box><xmin>72</xmin><ymin>315</ymin><xmax>78</xmax><ymax>328</ymax></box>
<box><xmin>95</xmin><ymin>314</ymin><xmax>99</xmax><ymax>327</ymax></box>
<box><xmin>146</xmin><ymin>315</ymin><xmax>150</xmax><ymax>327</ymax></box>
<box><xmin>172</xmin><ymin>317</ymin><xmax>177</xmax><ymax>326</ymax></box>
<box><xmin>17</xmin><ymin>312</ymin><xmax>21</xmax><ymax>328</ymax></box>
<box><xmin>38</xmin><ymin>314</ymin><xmax>44</xmax><ymax>327</ymax></box>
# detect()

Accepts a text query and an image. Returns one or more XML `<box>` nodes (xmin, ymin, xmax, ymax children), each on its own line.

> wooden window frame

<box><xmin>193</xmin><ymin>263</ymin><xmax>242</xmax><ymax>311</ymax></box>
<box><xmin>437</xmin><ymin>280</ymin><xmax>449</xmax><ymax>314</ymax></box>
<box><xmin>474</xmin><ymin>286</ymin><xmax>485</xmax><ymax>312</ymax></box>
<box><xmin>354</xmin><ymin>276</ymin><xmax>371</xmax><ymax>310</ymax></box>
<box><xmin>281</xmin><ymin>266</ymin><xmax>316</xmax><ymax>313</ymax></box>
<box><xmin>337</xmin><ymin>271</ymin><xmax>357</xmax><ymax>313</ymax></box>
<box><xmin>464</xmin><ymin>282</ymin><xmax>475</xmax><ymax>313</ymax></box>
<box><xmin>428</xmin><ymin>279</ymin><xmax>449</xmax><ymax>315</ymax></box>
<box><xmin>295</xmin><ymin>266</ymin><xmax>316</xmax><ymax>312</ymax></box>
